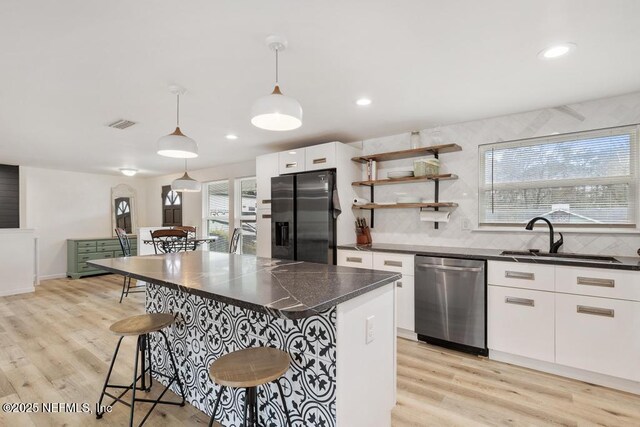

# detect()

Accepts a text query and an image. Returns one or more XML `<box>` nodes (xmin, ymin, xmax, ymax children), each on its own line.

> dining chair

<box><xmin>115</xmin><ymin>228</ymin><xmax>144</xmax><ymax>303</ymax></box>
<box><xmin>229</xmin><ymin>228</ymin><xmax>241</xmax><ymax>254</ymax></box>
<box><xmin>150</xmin><ymin>229</ymin><xmax>189</xmax><ymax>254</ymax></box>
<box><xmin>173</xmin><ymin>226</ymin><xmax>197</xmax><ymax>251</ymax></box>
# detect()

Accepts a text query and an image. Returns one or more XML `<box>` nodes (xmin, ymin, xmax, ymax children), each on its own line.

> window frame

<box><xmin>234</xmin><ymin>176</ymin><xmax>257</xmax><ymax>255</ymax></box>
<box><xmin>477</xmin><ymin>124</ymin><xmax>640</xmax><ymax>230</ymax></box>
<box><xmin>203</xmin><ymin>179</ymin><xmax>231</xmax><ymax>252</ymax></box>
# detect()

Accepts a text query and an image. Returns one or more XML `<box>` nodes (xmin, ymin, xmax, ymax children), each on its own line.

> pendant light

<box><xmin>157</xmin><ymin>85</ymin><xmax>199</xmax><ymax>158</ymax></box>
<box><xmin>171</xmin><ymin>159</ymin><xmax>201</xmax><ymax>192</ymax></box>
<box><xmin>251</xmin><ymin>35</ymin><xmax>303</xmax><ymax>131</ymax></box>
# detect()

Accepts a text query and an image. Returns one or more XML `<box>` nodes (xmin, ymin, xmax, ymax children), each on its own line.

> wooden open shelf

<box><xmin>353</xmin><ymin>202</ymin><xmax>458</xmax><ymax>210</ymax></box>
<box><xmin>351</xmin><ymin>143</ymin><xmax>462</xmax><ymax>164</ymax></box>
<box><xmin>352</xmin><ymin>174</ymin><xmax>457</xmax><ymax>187</ymax></box>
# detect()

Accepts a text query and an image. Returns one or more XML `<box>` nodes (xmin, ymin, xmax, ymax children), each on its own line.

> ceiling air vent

<box><xmin>107</xmin><ymin>119</ymin><xmax>137</xmax><ymax>130</ymax></box>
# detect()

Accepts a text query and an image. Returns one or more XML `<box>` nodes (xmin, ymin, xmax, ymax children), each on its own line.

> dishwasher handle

<box><xmin>416</xmin><ymin>264</ymin><xmax>483</xmax><ymax>273</ymax></box>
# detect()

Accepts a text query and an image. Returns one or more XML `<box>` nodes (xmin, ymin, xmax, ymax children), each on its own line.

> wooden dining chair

<box><xmin>115</xmin><ymin>228</ymin><xmax>144</xmax><ymax>303</ymax></box>
<box><xmin>150</xmin><ymin>229</ymin><xmax>188</xmax><ymax>254</ymax></box>
<box><xmin>229</xmin><ymin>228</ymin><xmax>241</xmax><ymax>254</ymax></box>
<box><xmin>173</xmin><ymin>226</ymin><xmax>197</xmax><ymax>251</ymax></box>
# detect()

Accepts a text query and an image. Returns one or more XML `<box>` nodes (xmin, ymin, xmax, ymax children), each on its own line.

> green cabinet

<box><xmin>67</xmin><ymin>236</ymin><xmax>137</xmax><ymax>279</ymax></box>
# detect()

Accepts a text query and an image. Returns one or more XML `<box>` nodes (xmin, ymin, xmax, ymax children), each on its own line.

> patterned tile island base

<box><xmin>146</xmin><ymin>283</ymin><xmax>337</xmax><ymax>427</ymax></box>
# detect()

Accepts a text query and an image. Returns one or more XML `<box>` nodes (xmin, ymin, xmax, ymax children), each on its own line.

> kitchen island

<box><xmin>90</xmin><ymin>251</ymin><xmax>400</xmax><ymax>427</ymax></box>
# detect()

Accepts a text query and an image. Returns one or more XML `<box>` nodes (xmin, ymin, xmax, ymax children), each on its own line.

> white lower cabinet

<box><xmin>395</xmin><ymin>275</ymin><xmax>415</xmax><ymax>332</ymax></box>
<box><xmin>488</xmin><ymin>285</ymin><xmax>555</xmax><ymax>362</ymax></box>
<box><xmin>337</xmin><ymin>250</ymin><xmax>373</xmax><ymax>269</ymax></box>
<box><xmin>256</xmin><ymin>211</ymin><xmax>272</xmax><ymax>258</ymax></box>
<box><xmin>555</xmin><ymin>293</ymin><xmax>640</xmax><ymax>381</ymax></box>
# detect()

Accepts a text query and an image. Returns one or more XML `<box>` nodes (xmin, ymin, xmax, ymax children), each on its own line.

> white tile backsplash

<box><xmin>353</xmin><ymin>92</ymin><xmax>640</xmax><ymax>257</ymax></box>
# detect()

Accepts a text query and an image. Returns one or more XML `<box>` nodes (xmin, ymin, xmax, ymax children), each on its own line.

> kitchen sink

<box><xmin>500</xmin><ymin>250</ymin><xmax>620</xmax><ymax>263</ymax></box>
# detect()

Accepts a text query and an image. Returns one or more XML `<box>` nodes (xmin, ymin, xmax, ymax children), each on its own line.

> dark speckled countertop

<box><xmin>338</xmin><ymin>243</ymin><xmax>640</xmax><ymax>271</ymax></box>
<box><xmin>89</xmin><ymin>251</ymin><xmax>400</xmax><ymax>319</ymax></box>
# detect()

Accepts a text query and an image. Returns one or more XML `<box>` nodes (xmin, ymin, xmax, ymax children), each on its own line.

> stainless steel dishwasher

<box><xmin>415</xmin><ymin>256</ymin><xmax>487</xmax><ymax>356</ymax></box>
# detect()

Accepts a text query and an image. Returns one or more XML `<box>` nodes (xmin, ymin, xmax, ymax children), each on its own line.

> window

<box><xmin>205</xmin><ymin>180</ymin><xmax>230</xmax><ymax>252</ymax></box>
<box><xmin>236</xmin><ymin>177</ymin><xmax>257</xmax><ymax>255</ymax></box>
<box><xmin>479</xmin><ymin>125</ymin><xmax>638</xmax><ymax>227</ymax></box>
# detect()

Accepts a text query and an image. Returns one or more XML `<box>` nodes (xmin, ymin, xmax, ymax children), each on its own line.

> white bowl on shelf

<box><xmin>387</xmin><ymin>171</ymin><xmax>414</xmax><ymax>179</ymax></box>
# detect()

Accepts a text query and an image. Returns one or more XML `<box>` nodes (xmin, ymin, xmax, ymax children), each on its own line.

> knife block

<box><xmin>356</xmin><ymin>226</ymin><xmax>372</xmax><ymax>245</ymax></box>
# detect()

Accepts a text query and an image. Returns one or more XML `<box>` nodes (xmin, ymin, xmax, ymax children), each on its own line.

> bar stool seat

<box><xmin>208</xmin><ymin>347</ymin><xmax>292</xmax><ymax>427</ymax></box>
<box><xmin>209</xmin><ymin>347</ymin><xmax>290</xmax><ymax>388</ymax></box>
<box><xmin>110</xmin><ymin>313</ymin><xmax>176</xmax><ymax>336</ymax></box>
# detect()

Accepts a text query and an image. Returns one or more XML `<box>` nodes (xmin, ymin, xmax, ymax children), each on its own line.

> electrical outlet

<box><xmin>461</xmin><ymin>218</ymin><xmax>472</xmax><ymax>231</ymax></box>
<box><xmin>366</xmin><ymin>315</ymin><xmax>375</xmax><ymax>344</ymax></box>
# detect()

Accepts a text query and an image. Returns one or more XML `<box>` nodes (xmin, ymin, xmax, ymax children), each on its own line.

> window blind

<box><xmin>479</xmin><ymin>125</ymin><xmax>638</xmax><ymax>226</ymax></box>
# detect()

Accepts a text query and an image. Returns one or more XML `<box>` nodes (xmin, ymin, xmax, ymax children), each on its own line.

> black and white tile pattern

<box><xmin>146</xmin><ymin>283</ymin><xmax>337</xmax><ymax>427</ymax></box>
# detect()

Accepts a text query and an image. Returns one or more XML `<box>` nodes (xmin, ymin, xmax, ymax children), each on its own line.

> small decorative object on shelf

<box><xmin>410</xmin><ymin>131</ymin><xmax>421</xmax><ymax>149</ymax></box>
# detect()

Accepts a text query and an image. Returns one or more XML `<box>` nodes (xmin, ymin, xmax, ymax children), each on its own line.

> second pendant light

<box><xmin>251</xmin><ymin>35</ymin><xmax>303</xmax><ymax>131</ymax></box>
<box><xmin>171</xmin><ymin>159</ymin><xmax>201</xmax><ymax>192</ymax></box>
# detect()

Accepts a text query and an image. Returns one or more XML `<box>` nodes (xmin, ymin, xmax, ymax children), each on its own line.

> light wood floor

<box><xmin>0</xmin><ymin>276</ymin><xmax>639</xmax><ymax>426</ymax></box>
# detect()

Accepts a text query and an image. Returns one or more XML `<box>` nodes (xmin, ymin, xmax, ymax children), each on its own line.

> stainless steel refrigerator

<box><xmin>271</xmin><ymin>170</ymin><xmax>336</xmax><ymax>264</ymax></box>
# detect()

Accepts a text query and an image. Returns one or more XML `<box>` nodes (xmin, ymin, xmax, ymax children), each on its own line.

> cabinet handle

<box><xmin>346</xmin><ymin>257</ymin><xmax>362</xmax><ymax>263</ymax></box>
<box><xmin>577</xmin><ymin>305</ymin><xmax>614</xmax><ymax>318</ymax></box>
<box><xmin>505</xmin><ymin>297</ymin><xmax>535</xmax><ymax>307</ymax></box>
<box><xmin>261</xmin><ymin>199</ymin><xmax>271</xmax><ymax>204</ymax></box>
<box><xmin>286</xmin><ymin>162</ymin><xmax>297</xmax><ymax>168</ymax></box>
<box><xmin>313</xmin><ymin>157</ymin><xmax>327</xmax><ymax>164</ymax></box>
<box><xmin>384</xmin><ymin>260</ymin><xmax>402</xmax><ymax>267</ymax></box>
<box><xmin>577</xmin><ymin>276</ymin><xmax>615</xmax><ymax>288</ymax></box>
<box><xmin>262</xmin><ymin>214</ymin><xmax>271</xmax><ymax>219</ymax></box>
<box><xmin>505</xmin><ymin>271</ymin><xmax>535</xmax><ymax>280</ymax></box>
<box><xmin>396</xmin><ymin>281</ymin><xmax>403</xmax><ymax>288</ymax></box>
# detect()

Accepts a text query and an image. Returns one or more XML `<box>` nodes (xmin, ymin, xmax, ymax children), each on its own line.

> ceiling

<box><xmin>2</xmin><ymin>0</ymin><xmax>640</xmax><ymax>176</ymax></box>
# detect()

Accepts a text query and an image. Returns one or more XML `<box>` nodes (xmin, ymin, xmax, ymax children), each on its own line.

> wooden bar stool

<box><xmin>208</xmin><ymin>347</ymin><xmax>292</xmax><ymax>427</ymax></box>
<box><xmin>96</xmin><ymin>313</ymin><xmax>186</xmax><ymax>427</ymax></box>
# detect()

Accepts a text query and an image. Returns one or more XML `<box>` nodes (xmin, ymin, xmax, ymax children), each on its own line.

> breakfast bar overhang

<box><xmin>90</xmin><ymin>251</ymin><xmax>400</xmax><ymax>427</ymax></box>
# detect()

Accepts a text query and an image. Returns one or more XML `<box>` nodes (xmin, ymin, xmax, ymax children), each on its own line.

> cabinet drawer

<box><xmin>77</xmin><ymin>241</ymin><xmax>96</xmax><ymax>249</ymax></box>
<box><xmin>77</xmin><ymin>263</ymin><xmax>101</xmax><ymax>273</ymax></box>
<box><xmin>305</xmin><ymin>142</ymin><xmax>336</xmax><ymax>171</ymax></box>
<box><xmin>78</xmin><ymin>252</ymin><xmax>112</xmax><ymax>263</ymax></box>
<box><xmin>488</xmin><ymin>261</ymin><xmax>555</xmax><ymax>291</ymax></box>
<box><xmin>278</xmin><ymin>150</ymin><xmax>306</xmax><ymax>175</ymax></box>
<box><xmin>395</xmin><ymin>276</ymin><xmax>415</xmax><ymax>332</ymax></box>
<box><xmin>556</xmin><ymin>293</ymin><xmax>640</xmax><ymax>381</ymax></box>
<box><xmin>555</xmin><ymin>266</ymin><xmax>640</xmax><ymax>302</ymax></box>
<box><xmin>373</xmin><ymin>252</ymin><xmax>414</xmax><ymax>276</ymax></box>
<box><xmin>78</xmin><ymin>247</ymin><xmax>95</xmax><ymax>254</ymax></box>
<box><xmin>97</xmin><ymin>245</ymin><xmax>120</xmax><ymax>252</ymax></box>
<box><xmin>337</xmin><ymin>250</ymin><xmax>373</xmax><ymax>269</ymax></box>
<box><xmin>488</xmin><ymin>285</ymin><xmax>555</xmax><ymax>362</ymax></box>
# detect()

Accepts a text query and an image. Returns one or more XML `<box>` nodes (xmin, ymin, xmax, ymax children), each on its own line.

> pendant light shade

<box><xmin>157</xmin><ymin>86</ymin><xmax>199</xmax><ymax>158</ymax></box>
<box><xmin>171</xmin><ymin>172</ymin><xmax>201</xmax><ymax>192</ymax></box>
<box><xmin>171</xmin><ymin>160</ymin><xmax>201</xmax><ymax>192</ymax></box>
<box><xmin>251</xmin><ymin>36</ymin><xmax>302</xmax><ymax>131</ymax></box>
<box><xmin>251</xmin><ymin>85</ymin><xmax>303</xmax><ymax>131</ymax></box>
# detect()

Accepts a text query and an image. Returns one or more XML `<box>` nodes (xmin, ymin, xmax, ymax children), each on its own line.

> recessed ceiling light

<box><xmin>225</xmin><ymin>134</ymin><xmax>238</xmax><ymax>140</ymax></box>
<box><xmin>538</xmin><ymin>43</ymin><xmax>576</xmax><ymax>59</ymax></box>
<box><xmin>356</xmin><ymin>98</ymin><xmax>372</xmax><ymax>106</ymax></box>
<box><xmin>119</xmin><ymin>168</ymin><xmax>137</xmax><ymax>177</ymax></box>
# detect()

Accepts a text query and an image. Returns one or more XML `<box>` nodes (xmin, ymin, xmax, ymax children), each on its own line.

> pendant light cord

<box><xmin>275</xmin><ymin>48</ymin><xmax>279</xmax><ymax>84</ymax></box>
<box><xmin>176</xmin><ymin>94</ymin><xmax>180</xmax><ymax>127</ymax></box>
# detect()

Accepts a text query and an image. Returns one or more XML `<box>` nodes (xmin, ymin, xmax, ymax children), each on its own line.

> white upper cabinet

<box><xmin>256</xmin><ymin>152</ymin><xmax>279</xmax><ymax>210</ymax></box>
<box><xmin>305</xmin><ymin>142</ymin><xmax>337</xmax><ymax>171</ymax></box>
<box><xmin>278</xmin><ymin>150</ymin><xmax>306</xmax><ymax>175</ymax></box>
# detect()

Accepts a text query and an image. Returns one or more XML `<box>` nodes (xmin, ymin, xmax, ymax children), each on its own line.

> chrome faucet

<box><xmin>525</xmin><ymin>217</ymin><xmax>563</xmax><ymax>253</ymax></box>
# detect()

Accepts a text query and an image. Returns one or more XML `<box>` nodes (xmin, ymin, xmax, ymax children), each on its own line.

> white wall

<box><xmin>21</xmin><ymin>166</ymin><xmax>147</xmax><ymax>279</ymax></box>
<box><xmin>352</xmin><ymin>91</ymin><xmax>640</xmax><ymax>257</ymax></box>
<box><xmin>141</xmin><ymin>159</ymin><xmax>255</xmax><ymax>234</ymax></box>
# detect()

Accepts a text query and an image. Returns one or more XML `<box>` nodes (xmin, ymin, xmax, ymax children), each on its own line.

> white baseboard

<box><xmin>0</xmin><ymin>286</ymin><xmax>35</xmax><ymax>297</ymax></box>
<box><xmin>490</xmin><ymin>350</ymin><xmax>640</xmax><ymax>395</ymax></box>
<box><xmin>37</xmin><ymin>273</ymin><xmax>66</xmax><ymax>282</ymax></box>
<box><xmin>397</xmin><ymin>328</ymin><xmax>417</xmax><ymax>341</ymax></box>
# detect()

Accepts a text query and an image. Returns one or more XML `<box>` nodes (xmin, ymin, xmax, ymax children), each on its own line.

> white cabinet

<box><xmin>488</xmin><ymin>285</ymin><xmax>555</xmax><ymax>362</ymax></box>
<box><xmin>487</xmin><ymin>261</ymin><xmax>555</xmax><ymax>291</ymax></box>
<box><xmin>256</xmin><ymin>212</ymin><xmax>272</xmax><ymax>258</ymax></box>
<box><xmin>278</xmin><ymin>150</ymin><xmax>306</xmax><ymax>175</ymax></box>
<box><xmin>556</xmin><ymin>293</ymin><xmax>640</xmax><ymax>381</ymax></box>
<box><xmin>395</xmin><ymin>275</ymin><xmax>415</xmax><ymax>332</ymax></box>
<box><xmin>256</xmin><ymin>152</ymin><xmax>279</xmax><ymax>209</ymax></box>
<box><xmin>337</xmin><ymin>249</ymin><xmax>373</xmax><ymax>269</ymax></box>
<box><xmin>305</xmin><ymin>142</ymin><xmax>337</xmax><ymax>171</ymax></box>
<box><xmin>555</xmin><ymin>266</ymin><xmax>640</xmax><ymax>302</ymax></box>
<box><xmin>372</xmin><ymin>252</ymin><xmax>415</xmax><ymax>277</ymax></box>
